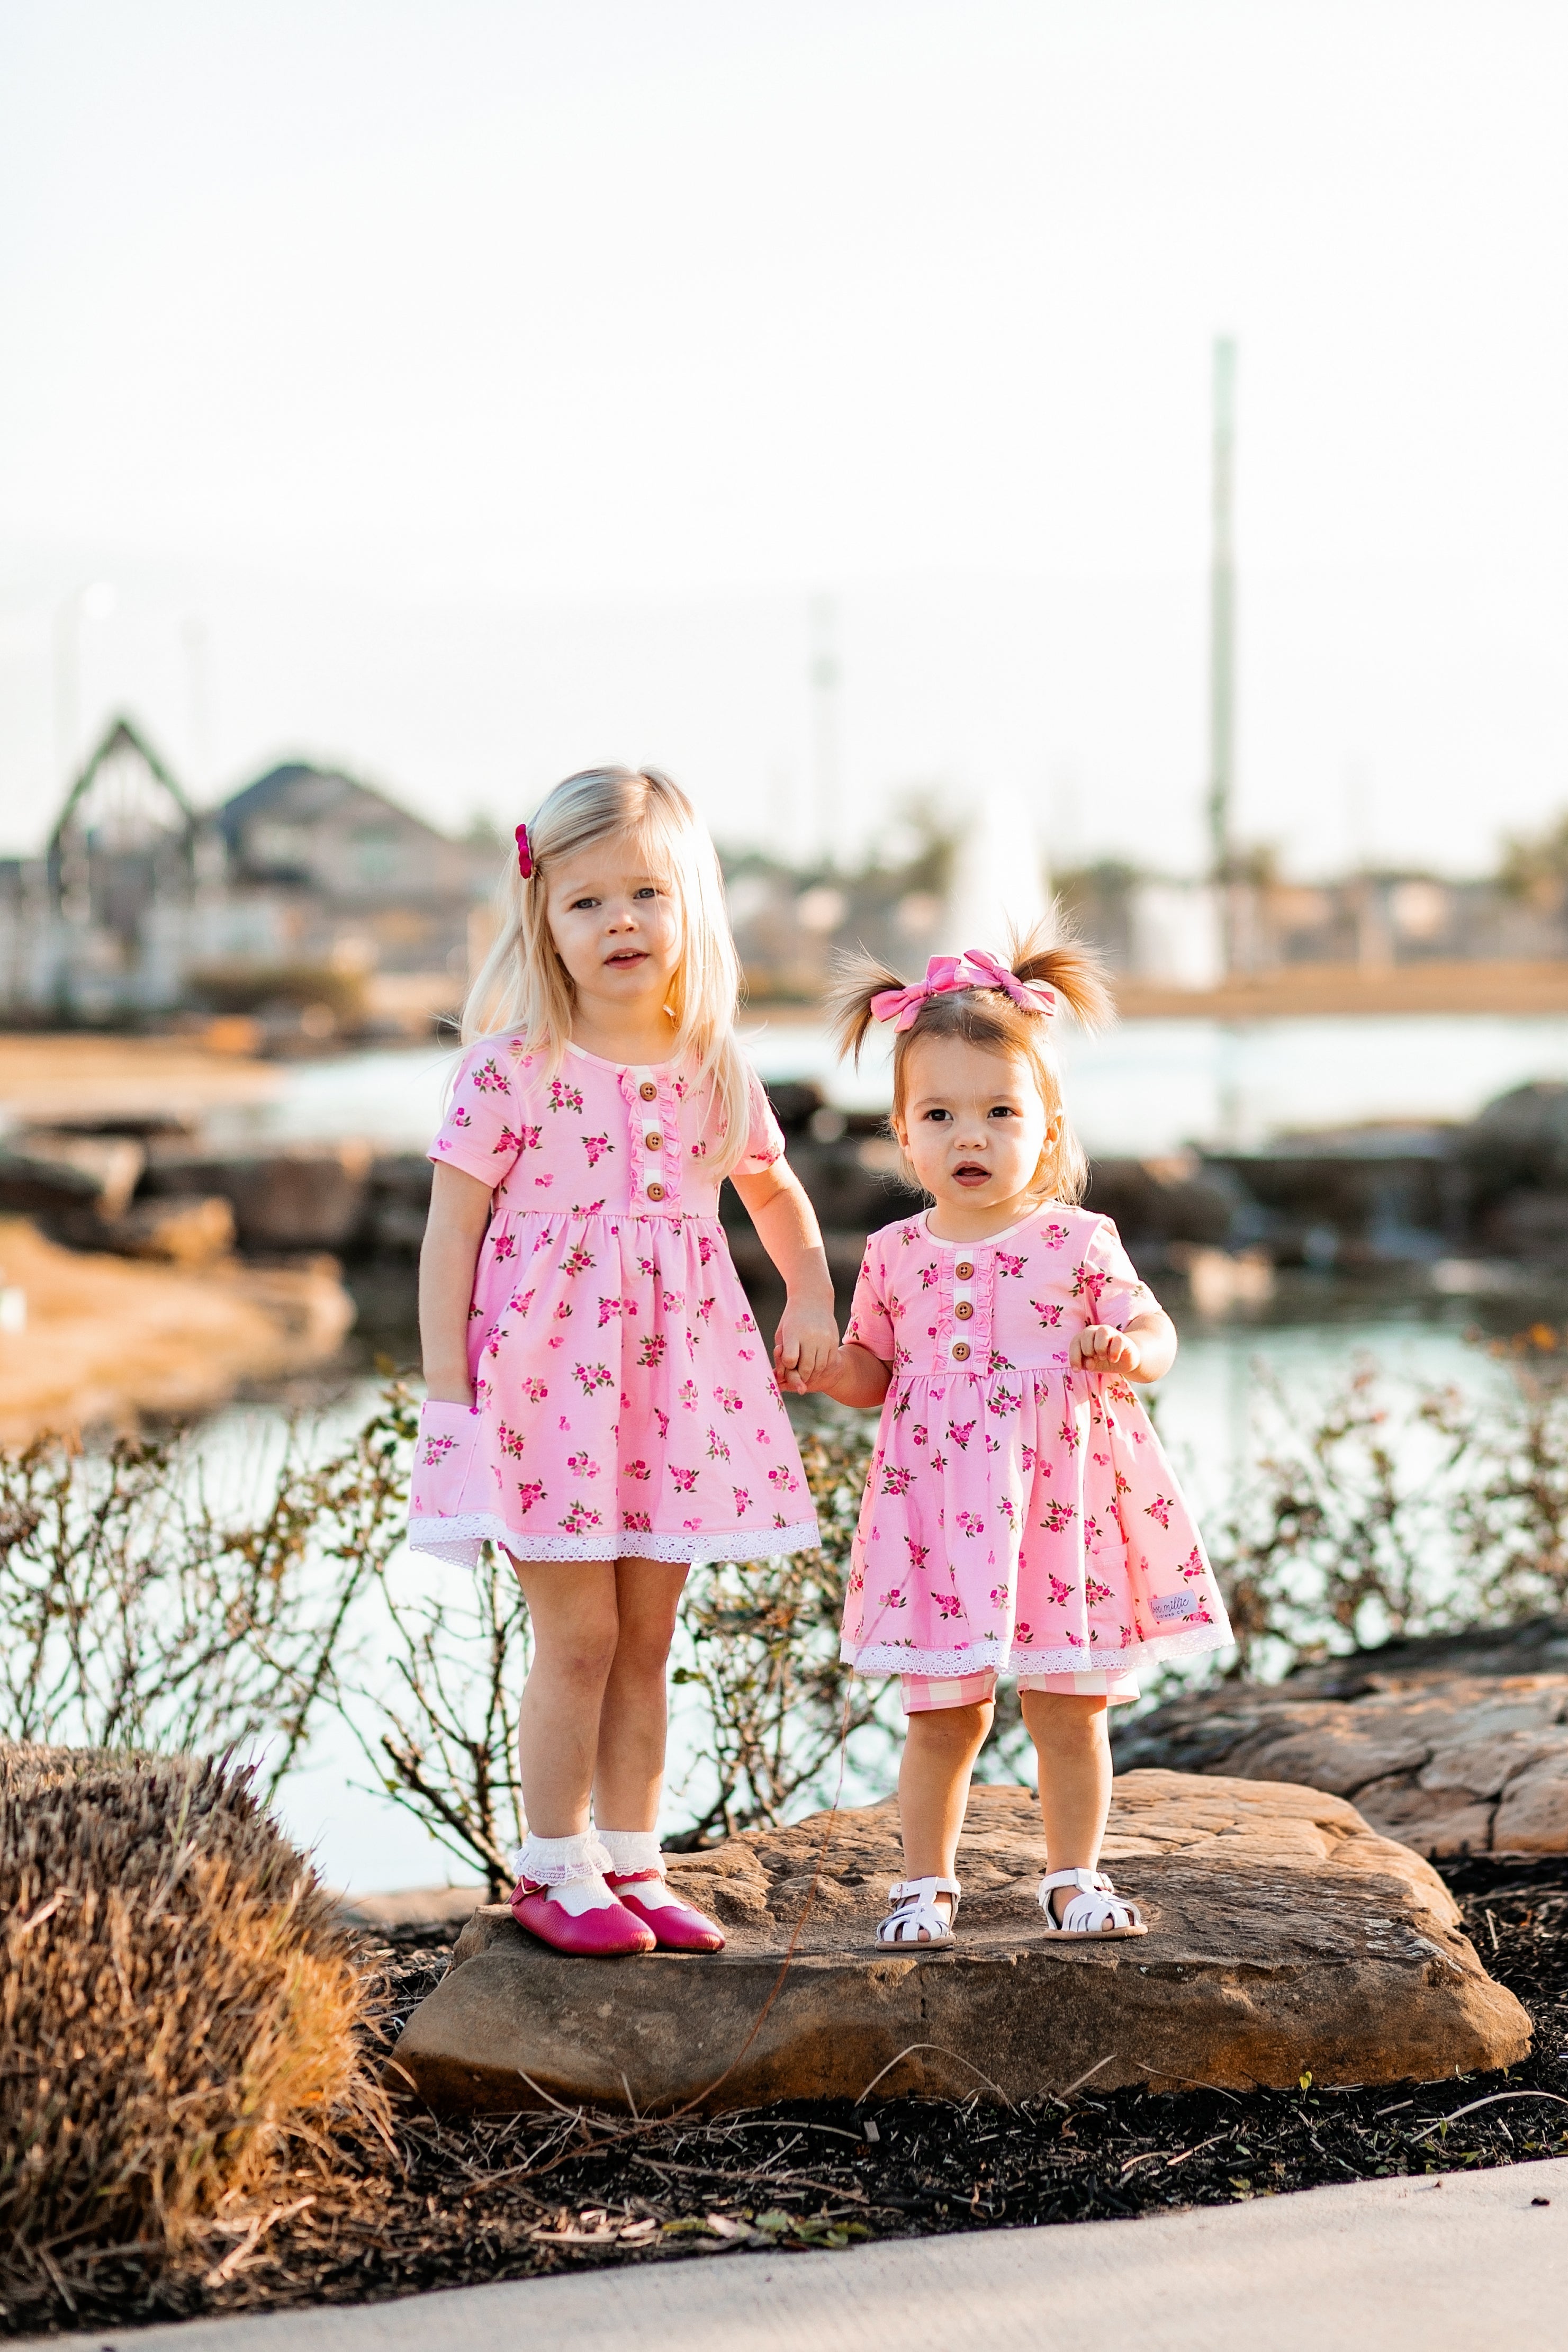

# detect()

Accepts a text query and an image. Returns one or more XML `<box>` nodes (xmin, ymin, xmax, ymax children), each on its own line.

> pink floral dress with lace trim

<box><xmin>839</xmin><ymin>1203</ymin><xmax>1232</xmax><ymax>1681</ymax></box>
<box><xmin>407</xmin><ymin>1039</ymin><xmax>819</xmax><ymax>1569</ymax></box>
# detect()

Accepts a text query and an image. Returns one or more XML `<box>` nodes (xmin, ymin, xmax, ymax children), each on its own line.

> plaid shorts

<box><xmin>899</xmin><ymin>1666</ymin><xmax>1141</xmax><ymax>1715</ymax></box>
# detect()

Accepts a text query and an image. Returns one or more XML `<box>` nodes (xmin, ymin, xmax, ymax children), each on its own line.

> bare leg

<box><xmin>508</xmin><ymin>1557</ymin><xmax>619</xmax><ymax>1837</ymax></box>
<box><xmin>894</xmin><ymin>1700</ymin><xmax>994</xmax><ymax>1935</ymax></box>
<box><xmin>1021</xmin><ymin>1690</ymin><xmax>1112</xmax><ymax>1921</ymax></box>
<box><xmin>592</xmin><ymin>1558</ymin><xmax>689</xmax><ymax>1831</ymax></box>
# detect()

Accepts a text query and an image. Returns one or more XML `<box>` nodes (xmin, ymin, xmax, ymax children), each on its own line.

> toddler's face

<box><xmin>546</xmin><ymin>835</ymin><xmax>681</xmax><ymax>1011</ymax></box>
<box><xmin>892</xmin><ymin>1035</ymin><xmax>1055</xmax><ymax>1220</ymax></box>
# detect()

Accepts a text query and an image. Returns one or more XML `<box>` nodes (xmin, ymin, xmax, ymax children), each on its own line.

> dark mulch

<box><xmin>13</xmin><ymin>1862</ymin><xmax>1568</xmax><ymax>2335</ymax></box>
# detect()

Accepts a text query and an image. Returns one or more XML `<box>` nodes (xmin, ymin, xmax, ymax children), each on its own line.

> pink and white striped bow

<box><xmin>870</xmin><ymin>949</ymin><xmax>1056</xmax><ymax>1032</ymax></box>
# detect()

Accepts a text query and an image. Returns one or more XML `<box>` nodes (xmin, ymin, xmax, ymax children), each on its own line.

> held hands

<box><xmin>771</xmin><ymin>1296</ymin><xmax>840</xmax><ymax>1394</ymax></box>
<box><xmin>1069</xmin><ymin>1323</ymin><xmax>1143</xmax><ymax>1375</ymax></box>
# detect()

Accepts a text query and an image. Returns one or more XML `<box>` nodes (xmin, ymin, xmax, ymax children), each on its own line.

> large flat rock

<box><xmin>1114</xmin><ymin>1647</ymin><xmax>1568</xmax><ymax>1857</ymax></box>
<box><xmin>391</xmin><ymin>1771</ymin><xmax>1528</xmax><ymax>2115</ymax></box>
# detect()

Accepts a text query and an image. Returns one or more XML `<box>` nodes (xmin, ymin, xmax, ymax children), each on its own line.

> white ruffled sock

<box><xmin>598</xmin><ymin>1828</ymin><xmax>663</xmax><ymax>1879</ymax></box>
<box><xmin>511</xmin><ymin>1830</ymin><xmax>619</xmax><ymax>1914</ymax></box>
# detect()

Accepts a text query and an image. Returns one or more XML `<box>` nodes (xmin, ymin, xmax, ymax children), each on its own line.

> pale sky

<box><xmin>2</xmin><ymin>1</ymin><xmax>1565</xmax><ymax>878</ymax></box>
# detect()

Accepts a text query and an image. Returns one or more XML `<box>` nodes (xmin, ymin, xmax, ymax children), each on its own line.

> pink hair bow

<box><xmin>870</xmin><ymin>948</ymin><xmax>1056</xmax><ymax>1032</ymax></box>
<box><xmin>515</xmin><ymin>822</ymin><xmax>534</xmax><ymax>879</ymax></box>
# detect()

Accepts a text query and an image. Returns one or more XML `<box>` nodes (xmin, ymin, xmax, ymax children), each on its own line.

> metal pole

<box><xmin>1207</xmin><ymin>337</ymin><xmax>1237</xmax><ymax>884</ymax></box>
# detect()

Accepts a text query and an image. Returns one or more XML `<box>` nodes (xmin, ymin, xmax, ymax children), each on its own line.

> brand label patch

<box><xmin>1151</xmin><ymin>1590</ymin><xmax>1198</xmax><ymax>1622</ymax></box>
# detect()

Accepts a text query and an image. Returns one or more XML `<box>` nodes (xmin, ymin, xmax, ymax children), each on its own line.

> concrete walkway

<box><xmin>46</xmin><ymin>2157</ymin><xmax>1568</xmax><ymax>2352</ymax></box>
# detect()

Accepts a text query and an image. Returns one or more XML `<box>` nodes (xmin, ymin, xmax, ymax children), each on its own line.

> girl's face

<box><xmin>545</xmin><ymin>834</ymin><xmax>682</xmax><ymax>1015</ymax></box>
<box><xmin>891</xmin><ymin>1034</ymin><xmax>1057</xmax><ymax>1225</ymax></box>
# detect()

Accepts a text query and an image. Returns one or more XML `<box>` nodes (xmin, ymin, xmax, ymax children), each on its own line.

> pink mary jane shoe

<box><xmin>605</xmin><ymin>1869</ymin><xmax>726</xmax><ymax>1953</ymax></box>
<box><xmin>509</xmin><ymin>1879</ymin><xmax>656</xmax><ymax>1957</ymax></box>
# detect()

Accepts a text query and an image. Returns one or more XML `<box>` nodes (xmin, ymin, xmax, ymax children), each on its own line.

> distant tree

<box><xmin>1498</xmin><ymin>813</ymin><xmax>1568</xmax><ymax>903</ymax></box>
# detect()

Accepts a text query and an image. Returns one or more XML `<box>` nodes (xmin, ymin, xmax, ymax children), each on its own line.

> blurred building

<box><xmin>0</xmin><ymin>717</ymin><xmax>494</xmax><ymax>1031</ymax></box>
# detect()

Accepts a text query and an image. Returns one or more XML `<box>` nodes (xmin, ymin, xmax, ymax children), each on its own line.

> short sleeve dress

<box><xmin>407</xmin><ymin>1038</ymin><xmax>819</xmax><ymax>1570</ymax></box>
<box><xmin>838</xmin><ymin>1202</ymin><xmax>1232</xmax><ymax>1682</ymax></box>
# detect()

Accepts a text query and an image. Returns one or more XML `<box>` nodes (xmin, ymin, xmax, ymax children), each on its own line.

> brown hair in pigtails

<box><xmin>830</xmin><ymin>913</ymin><xmax>1114</xmax><ymax>1206</ymax></box>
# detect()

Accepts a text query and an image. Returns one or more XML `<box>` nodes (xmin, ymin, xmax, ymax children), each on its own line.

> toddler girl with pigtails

<box><xmin>408</xmin><ymin>767</ymin><xmax>835</xmax><ymax>1957</ymax></box>
<box><xmin>800</xmin><ymin>932</ymin><xmax>1232</xmax><ymax>1947</ymax></box>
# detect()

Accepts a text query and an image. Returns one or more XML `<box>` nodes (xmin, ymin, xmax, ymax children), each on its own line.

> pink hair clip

<box><xmin>870</xmin><ymin>948</ymin><xmax>1056</xmax><ymax>1031</ymax></box>
<box><xmin>515</xmin><ymin>822</ymin><xmax>534</xmax><ymax>879</ymax></box>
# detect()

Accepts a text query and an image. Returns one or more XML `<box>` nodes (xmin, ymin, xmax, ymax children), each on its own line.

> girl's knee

<box><xmin>535</xmin><ymin>1609</ymin><xmax>621</xmax><ymax>1689</ymax></box>
<box><xmin>1022</xmin><ymin>1690</ymin><xmax>1110</xmax><ymax>1751</ymax></box>
<box><xmin>907</xmin><ymin>1700</ymin><xmax>994</xmax><ymax>1753</ymax></box>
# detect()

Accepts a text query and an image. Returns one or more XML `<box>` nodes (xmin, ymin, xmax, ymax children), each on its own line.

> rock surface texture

<box><xmin>392</xmin><ymin>1772</ymin><xmax>1528</xmax><ymax>2116</ymax></box>
<box><xmin>1114</xmin><ymin>1619</ymin><xmax>1568</xmax><ymax>1859</ymax></box>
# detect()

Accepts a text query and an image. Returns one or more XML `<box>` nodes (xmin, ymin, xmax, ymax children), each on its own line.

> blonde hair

<box><xmin>463</xmin><ymin>766</ymin><xmax>755</xmax><ymax>1179</ymax></box>
<box><xmin>829</xmin><ymin>917</ymin><xmax>1113</xmax><ymax>1203</ymax></box>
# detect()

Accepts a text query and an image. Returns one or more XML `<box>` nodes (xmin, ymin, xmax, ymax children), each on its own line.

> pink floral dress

<box><xmin>839</xmin><ymin>1203</ymin><xmax>1232</xmax><ymax>1681</ymax></box>
<box><xmin>408</xmin><ymin>1039</ymin><xmax>819</xmax><ymax>1569</ymax></box>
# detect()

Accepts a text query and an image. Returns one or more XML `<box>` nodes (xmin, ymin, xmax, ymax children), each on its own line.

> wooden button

<box><xmin>645</xmin><ymin>1131</ymin><xmax>663</xmax><ymax>1151</ymax></box>
<box><xmin>638</xmin><ymin>1081</ymin><xmax>658</xmax><ymax>1101</ymax></box>
<box><xmin>955</xmin><ymin>1259</ymin><xmax>975</xmax><ymax>1279</ymax></box>
<box><xmin>646</xmin><ymin>1181</ymin><xmax>665</xmax><ymax>1202</ymax></box>
<box><xmin>951</xmin><ymin>1340</ymin><xmax>971</xmax><ymax>1361</ymax></box>
<box><xmin>954</xmin><ymin>1300</ymin><xmax>974</xmax><ymax>1320</ymax></box>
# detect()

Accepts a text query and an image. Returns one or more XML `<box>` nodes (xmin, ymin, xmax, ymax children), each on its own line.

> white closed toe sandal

<box><xmin>876</xmin><ymin>1876</ymin><xmax>960</xmax><ymax>1945</ymax></box>
<box><xmin>1038</xmin><ymin>1867</ymin><xmax>1147</xmax><ymax>1939</ymax></box>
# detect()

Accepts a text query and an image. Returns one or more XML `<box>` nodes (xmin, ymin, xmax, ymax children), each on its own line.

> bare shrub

<box><xmin>0</xmin><ymin>1385</ymin><xmax>417</xmax><ymax>1792</ymax></box>
<box><xmin>0</xmin><ymin>1745</ymin><xmax>390</xmax><ymax>2319</ymax></box>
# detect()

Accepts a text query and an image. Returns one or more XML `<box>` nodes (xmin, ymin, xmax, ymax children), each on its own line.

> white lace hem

<box><xmin>407</xmin><ymin>1510</ymin><xmax>821</xmax><ymax>1567</ymax></box>
<box><xmin>842</xmin><ymin>1622</ymin><xmax>1233</xmax><ymax>1678</ymax></box>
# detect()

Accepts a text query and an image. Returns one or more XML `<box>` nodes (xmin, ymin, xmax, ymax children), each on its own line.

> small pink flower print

<box><xmin>678</xmin><ymin>1379</ymin><xmax>699</xmax><ymax>1410</ymax></box>
<box><xmin>558</xmin><ymin>1416</ymin><xmax>570</xmax><ymax>1431</ymax></box>
<box><xmin>498</xmin><ymin>1421</ymin><xmax>528</xmax><ymax>1458</ymax></box>
<box><xmin>985</xmin><ymin>1434</ymin><xmax>1002</xmax><ymax>1455</ymax></box>
<box><xmin>625</xmin><ymin>1459</ymin><xmax>651</xmax><ymax>1481</ymax></box>
<box><xmin>637</xmin><ymin>1255</ymin><xmax>657</xmax><ymax>1276</ymax></box>
<box><xmin>881</xmin><ymin>1465</ymin><xmax>914</xmax><ymax>1497</ymax></box>
<box><xmin>732</xmin><ymin>1485</ymin><xmax>751</xmax><ymax>1516</ymax></box>
<box><xmin>697</xmin><ymin>1296</ymin><xmax>715</xmax><ymax>1323</ymax></box>
<box><xmin>904</xmin><ymin>1538</ymin><xmax>930</xmax><ymax>1569</ymax></box>
<box><xmin>714</xmin><ymin>1386</ymin><xmax>743</xmax><ymax>1415</ymax></box>
<box><xmin>767</xmin><ymin>1464</ymin><xmax>799</xmax><ymax>1492</ymax></box>
<box><xmin>898</xmin><ymin>1223</ymin><xmax>920</xmax><ymax>1246</ymax></box>
<box><xmin>756</xmin><ymin>1425</ymin><xmax>771</xmax><ymax>1443</ymax></box>
<box><xmin>491</xmin><ymin>1230</ymin><xmax>517</xmax><ymax>1263</ymax></box>
<box><xmin>573</xmin><ymin>1362</ymin><xmax>614</xmax><ymax>1395</ymax></box>
<box><xmin>623</xmin><ymin>1509</ymin><xmax>653</xmax><ymax>1533</ymax></box>
<box><xmin>1115</xmin><ymin>1471</ymin><xmax>1132</xmax><ymax>1495</ymax></box>
<box><xmin>955</xmin><ymin>1510</ymin><xmax>985</xmax><ymax>1537</ymax></box>
<box><xmin>919</xmin><ymin>1265</ymin><xmax>939</xmax><ymax>1289</ymax></box>
<box><xmin>697</xmin><ymin>1233</ymin><xmax>716</xmax><ymax>1267</ymax></box>
<box><xmin>495</xmin><ymin>1126</ymin><xmax>531</xmax><ymax>1156</ymax></box>
<box><xmin>421</xmin><ymin>1433</ymin><xmax>456</xmax><ymax>1466</ymax></box>
<box><xmin>449</xmin><ymin>1109</ymin><xmax>472</xmax><ymax>1130</ymax></box>
<box><xmin>654</xmin><ymin>1408</ymin><xmax>670</xmax><ymax>1439</ymax></box>
<box><xmin>683</xmin><ymin>1517</ymin><xmax>702</xmax><ymax>1530</ymax></box>
<box><xmin>547</xmin><ymin>1079</ymin><xmax>584</xmax><ymax>1113</ymax></box>
<box><xmin>1015</xmin><ymin>1620</ymin><xmax>1034</xmax><ymax>1643</ymax></box>
<box><xmin>519</xmin><ymin>1377</ymin><xmax>547</xmax><ymax>1402</ymax></box>
<box><xmin>1145</xmin><ymin>1493</ymin><xmax>1173</xmax><ymax>1529</ymax></box>
<box><xmin>662</xmin><ymin>1289</ymin><xmax>681</xmax><ymax>1314</ymax></box>
<box><xmin>947</xmin><ymin>1418</ymin><xmax>975</xmax><ymax>1450</ymax></box>
<box><xmin>933</xmin><ymin>1591</ymin><xmax>964</xmax><ymax>1617</ymax></box>
<box><xmin>998</xmin><ymin>1495</ymin><xmax>1018</xmax><ymax>1528</ymax></box>
<box><xmin>1021</xmin><ymin>1445</ymin><xmax>1037</xmax><ymax>1473</ymax></box>
<box><xmin>472</xmin><ymin>1058</ymin><xmax>510</xmax><ymax>1094</ymax></box>
<box><xmin>706</xmin><ymin>1425</ymin><xmax>731</xmax><ymax>1462</ymax></box>
<box><xmin>929</xmin><ymin>1449</ymin><xmax>948</xmax><ymax>1473</ymax></box>
<box><xmin>581</xmin><ymin>1132</ymin><xmax>613</xmax><ymax>1166</ymax></box>
<box><xmin>1044</xmin><ymin>1222</ymin><xmax>1069</xmax><ymax>1249</ymax></box>
<box><xmin>690</xmin><ymin>1139</ymin><xmax>707</xmax><ymax>1158</ymax></box>
<box><xmin>508</xmin><ymin>1287</ymin><xmax>536</xmax><ymax>1317</ymax></box>
<box><xmin>672</xmin><ymin>1074</ymin><xmax>689</xmax><ymax>1099</ymax></box>
<box><xmin>566</xmin><ymin>1451</ymin><xmax>598</xmax><ymax>1479</ymax></box>
<box><xmin>517</xmin><ymin>1480</ymin><xmax>545</xmax><ymax>1513</ymax></box>
<box><xmin>637</xmin><ymin>1334</ymin><xmax>667</xmax><ymax>1369</ymax></box>
<box><xmin>560</xmin><ymin>1244</ymin><xmax>595</xmax><ymax>1277</ymax></box>
<box><xmin>1064</xmin><ymin>1629</ymin><xmax>1086</xmax><ymax>1648</ymax></box>
<box><xmin>670</xmin><ymin>1466</ymin><xmax>700</xmax><ymax>1493</ymax></box>
<box><xmin>1180</xmin><ymin>1546</ymin><xmax>1206</xmax><ymax>1580</ymax></box>
<box><xmin>878</xmin><ymin>1587</ymin><xmax>908</xmax><ymax>1609</ymax></box>
<box><xmin>1059</xmin><ymin>1417</ymin><xmax>1080</xmax><ymax>1454</ymax></box>
<box><xmin>1085</xmin><ymin>1574</ymin><xmax>1113</xmax><ymax>1606</ymax></box>
<box><xmin>1031</xmin><ymin>1299</ymin><xmax>1064</xmax><ymax>1328</ymax></box>
<box><xmin>1120</xmin><ymin>1625</ymin><xmax>1132</xmax><ymax>1647</ymax></box>
<box><xmin>598</xmin><ymin>1295</ymin><xmax>628</xmax><ymax>1327</ymax></box>
<box><xmin>996</xmin><ymin>1250</ymin><xmax>1024</xmax><ymax>1278</ymax></box>
<box><xmin>989</xmin><ymin>1583</ymin><xmax>1010</xmax><ymax>1607</ymax></box>
<box><xmin>560</xmin><ymin>1499</ymin><xmax>602</xmax><ymax>1533</ymax></box>
<box><xmin>1040</xmin><ymin>1499</ymin><xmax>1077</xmax><ymax>1533</ymax></box>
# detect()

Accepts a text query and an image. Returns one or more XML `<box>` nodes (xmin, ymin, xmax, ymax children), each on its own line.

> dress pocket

<box><xmin>412</xmin><ymin>1397</ymin><xmax>481</xmax><ymax>1499</ymax></box>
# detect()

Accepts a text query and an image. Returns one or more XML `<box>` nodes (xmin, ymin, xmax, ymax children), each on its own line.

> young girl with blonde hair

<box><xmin>802</xmin><ymin>932</ymin><xmax>1231</xmax><ymax>1947</ymax></box>
<box><xmin>409</xmin><ymin>767</ymin><xmax>835</xmax><ymax>1956</ymax></box>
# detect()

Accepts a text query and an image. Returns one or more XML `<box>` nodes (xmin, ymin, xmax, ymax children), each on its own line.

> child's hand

<box><xmin>773</xmin><ymin>1300</ymin><xmax>839</xmax><ymax>1393</ymax></box>
<box><xmin>1070</xmin><ymin>1324</ymin><xmax>1142</xmax><ymax>1375</ymax></box>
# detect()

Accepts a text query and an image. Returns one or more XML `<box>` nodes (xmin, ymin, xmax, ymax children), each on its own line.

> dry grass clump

<box><xmin>0</xmin><ymin>1744</ymin><xmax>390</xmax><ymax>2318</ymax></box>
